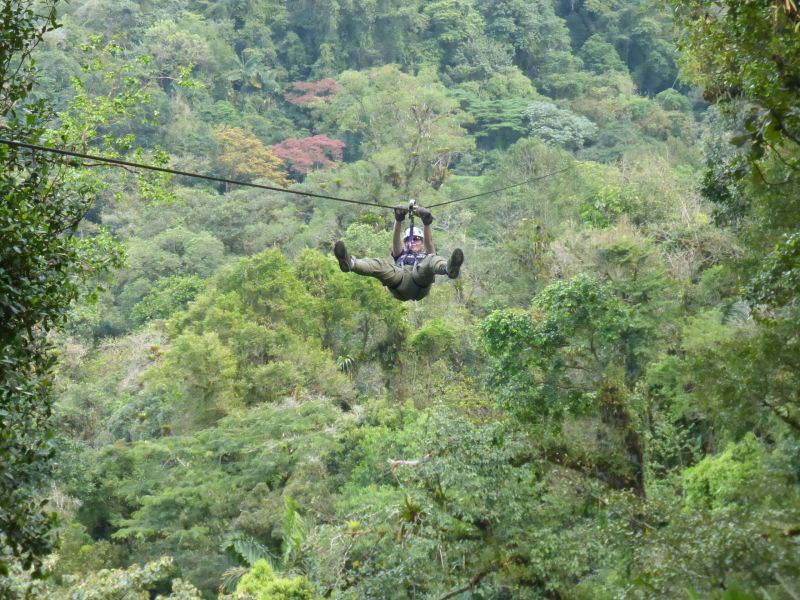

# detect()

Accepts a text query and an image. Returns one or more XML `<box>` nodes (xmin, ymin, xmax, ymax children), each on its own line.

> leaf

<box><xmin>221</xmin><ymin>532</ymin><xmax>274</xmax><ymax>568</ymax></box>
<box><xmin>729</xmin><ymin>133</ymin><xmax>750</xmax><ymax>147</ymax></box>
<box><xmin>282</xmin><ymin>495</ymin><xmax>306</xmax><ymax>565</ymax></box>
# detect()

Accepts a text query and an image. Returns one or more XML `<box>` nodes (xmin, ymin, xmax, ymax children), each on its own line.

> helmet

<box><xmin>403</xmin><ymin>226</ymin><xmax>424</xmax><ymax>241</ymax></box>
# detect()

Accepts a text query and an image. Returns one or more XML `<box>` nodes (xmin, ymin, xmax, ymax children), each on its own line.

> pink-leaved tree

<box><xmin>284</xmin><ymin>78</ymin><xmax>342</xmax><ymax>105</ymax></box>
<box><xmin>273</xmin><ymin>135</ymin><xmax>345</xmax><ymax>175</ymax></box>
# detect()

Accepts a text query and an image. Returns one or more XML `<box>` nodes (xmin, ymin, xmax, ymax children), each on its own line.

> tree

<box><xmin>477</xmin><ymin>0</ymin><xmax>573</xmax><ymax>79</ymax></box>
<box><xmin>670</xmin><ymin>0</ymin><xmax>800</xmax><ymax>443</ymax></box>
<box><xmin>671</xmin><ymin>0</ymin><xmax>800</xmax><ymax>172</ymax></box>
<box><xmin>2</xmin><ymin>3</ymin><xmax>185</xmax><ymax>574</ymax></box>
<box><xmin>316</xmin><ymin>65</ymin><xmax>473</xmax><ymax>198</ymax></box>
<box><xmin>284</xmin><ymin>78</ymin><xmax>342</xmax><ymax>105</ymax></box>
<box><xmin>557</xmin><ymin>0</ymin><xmax>678</xmax><ymax>95</ymax></box>
<box><xmin>451</xmin><ymin>70</ymin><xmax>536</xmax><ymax>150</ymax></box>
<box><xmin>305</xmin><ymin>400</ymin><xmax>634</xmax><ymax>598</ymax></box>
<box><xmin>272</xmin><ymin>135</ymin><xmax>344</xmax><ymax>176</ymax></box>
<box><xmin>215</xmin><ymin>126</ymin><xmax>290</xmax><ymax>185</ymax></box>
<box><xmin>130</xmin><ymin>275</ymin><xmax>205</xmax><ymax>325</ymax></box>
<box><xmin>233</xmin><ymin>560</ymin><xmax>319</xmax><ymax>600</ymax></box>
<box><xmin>672</xmin><ymin>0</ymin><xmax>800</xmax><ymax>314</ymax></box>
<box><xmin>0</xmin><ymin>0</ymin><xmax>128</xmax><ymax>576</ymax></box>
<box><xmin>580</xmin><ymin>34</ymin><xmax>626</xmax><ymax>74</ymax></box>
<box><xmin>480</xmin><ymin>274</ymin><xmax>629</xmax><ymax>421</ymax></box>
<box><xmin>1</xmin><ymin>556</ymin><xmax>203</xmax><ymax>599</ymax></box>
<box><xmin>480</xmin><ymin>274</ymin><xmax>646</xmax><ymax>495</ymax></box>
<box><xmin>525</xmin><ymin>101</ymin><xmax>598</xmax><ymax>151</ymax></box>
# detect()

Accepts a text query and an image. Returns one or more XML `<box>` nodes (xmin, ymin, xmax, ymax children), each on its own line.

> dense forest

<box><xmin>1</xmin><ymin>0</ymin><xmax>799</xmax><ymax>598</ymax></box>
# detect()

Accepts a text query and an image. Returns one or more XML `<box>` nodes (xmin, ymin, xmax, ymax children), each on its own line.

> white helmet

<box><xmin>403</xmin><ymin>226</ymin><xmax>424</xmax><ymax>241</ymax></box>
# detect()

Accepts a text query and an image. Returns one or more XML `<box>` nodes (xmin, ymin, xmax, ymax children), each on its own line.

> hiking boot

<box><xmin>334</xmin><ymin>241</ymin><xmax>353</xmax><ymax>272</ymax></box>
<box><xmin>446</xmin><ymin>248</ymin><xmax>463</xmax><ymax>279</ymax></box>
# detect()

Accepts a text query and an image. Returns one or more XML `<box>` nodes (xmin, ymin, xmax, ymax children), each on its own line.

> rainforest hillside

<box><xmin>1</xmin><ymin>0</ymin><xmax>799</xmax><ymax>598</ymax></box>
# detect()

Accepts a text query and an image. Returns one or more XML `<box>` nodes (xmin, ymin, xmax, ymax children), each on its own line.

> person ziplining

<box><xmin>333</xmin><ymin>203</ymin><xmax>463</xmax><ymax>302</ymax></box>
<box><xmin>0</xmin><ymin>141</ymin><xmax>578</xmax><ymax>302</ymax></box>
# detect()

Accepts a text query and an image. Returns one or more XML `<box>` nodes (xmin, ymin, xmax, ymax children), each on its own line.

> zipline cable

<box><xmin>0</xmin><ymin>137</ymin><xmax>582</xmax><ymax>211</ymax></box>
<box><xmin>428</xmin><ymin>162</ymin><xmax>581</xmax><ymax>209</ymax></box>
<box><xmin>0</xmin><ymin>137</ymin><xmax>389</xmax><ymax>209</ymax></box>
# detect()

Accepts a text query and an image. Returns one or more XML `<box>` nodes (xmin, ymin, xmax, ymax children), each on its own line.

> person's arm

<box><xmin>417</xmin><ymin>207</ymin><xmax>435</xmax><ymax>254</ymax></box>
<box><xmin>392</xmin><ymin>220</ymin><xmax>404</xmax><ymax>256</ymax></box>
<box><xmin>392</xmin><ymin>204</ymin><xmax>407</xmax><ymax>256</ymax></box>
<box><xmin>423</xmin><ymin>222</ymin><xmax>435</xmax><ymax>254</ymax></box>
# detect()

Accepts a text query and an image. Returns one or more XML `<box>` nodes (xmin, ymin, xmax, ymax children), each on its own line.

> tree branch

<box><xmin>437</xmin><ymin>565</ymin><xmax>495</xmax><ymax>600</ymax></box>
<box><xmin>762</xmin><ymin>398</ymin><xmax>800</xmax><ymax>432</ymax></box>
<box><xmin>387</xmin><ymin>459</ymin><xmax>421</xmax><ymax>468</ymax></box>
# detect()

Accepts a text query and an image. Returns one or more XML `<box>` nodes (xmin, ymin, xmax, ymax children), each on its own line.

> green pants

<box><xmin>353</xmin><ymin>254</ymin><xmax>448</xmax><ymax>301</ymax></box>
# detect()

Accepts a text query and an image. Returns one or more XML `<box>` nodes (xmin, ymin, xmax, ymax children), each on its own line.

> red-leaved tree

<box><xmin>284</xmin><ymin>78</ymin><xmax>342</xmax><ymax>105</ymax></box>
<box><xmin>272</xmin><ymin>135</ymin><xmax>345</xmax><ymax>175</ymax></box>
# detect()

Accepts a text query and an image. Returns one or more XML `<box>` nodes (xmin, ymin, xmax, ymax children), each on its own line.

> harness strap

<box><xmin>406</xmin><ymin>198</ymin><xmax>416</xmax><ymax>254</ymax></box>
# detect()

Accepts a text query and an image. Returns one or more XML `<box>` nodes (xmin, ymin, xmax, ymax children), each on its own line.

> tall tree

<box><xmin>670</xmin><ymin>0</ymin><xmax>800</xmax><ymax>438</ymax></box>
<box><xmin>0</xmin><ymin>0</ymin><xmax>81</xmax><ymax>575</ymax></box>
<box><xmin>0</xmin><ymin>2</ymin><xmax>158</xmax><ymax>576</ymax></box>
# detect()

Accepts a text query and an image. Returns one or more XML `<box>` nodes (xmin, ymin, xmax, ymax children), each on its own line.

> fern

<box><xmin>282</xmin><ymin>495</ymin><xmax>306</xmax><ymax>565</ymax></box>
<box><xmin>221</xmin><ymin>532</ymin><xmax>274</xmax><ymax>568</ymax></box>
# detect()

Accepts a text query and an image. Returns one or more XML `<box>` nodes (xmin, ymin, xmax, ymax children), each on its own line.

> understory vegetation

<box><xmin>1</xmin><ymin>0</ymin><xmax>799</xmax><ymax>598</ymax></box>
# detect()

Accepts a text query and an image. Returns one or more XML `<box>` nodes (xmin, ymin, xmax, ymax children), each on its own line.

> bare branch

<box><xmin>437</xmin><ymin>566</ymin><xmax>495</xmax><ymax>600</ymax></box>
<box><xmin>387</xmin><ymin>459</ymin><xmax>421</xmax><ymax>468</ymax></box>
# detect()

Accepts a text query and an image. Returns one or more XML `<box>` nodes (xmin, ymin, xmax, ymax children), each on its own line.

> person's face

<box><xmin>408</xmin><ymin>235</ymin><xmax>424</xmax><ymax>251</ymax></box>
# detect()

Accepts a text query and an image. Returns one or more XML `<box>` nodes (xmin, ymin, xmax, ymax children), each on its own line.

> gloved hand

<box><xmin>416</xmin><ymin>207</ymin><xmax>434</xmax><ymax>226</ymax></box>
<box><xmin>394</xmin><ymin>204</ymin><xmax>408</xmax><ymax>222</ymax></box>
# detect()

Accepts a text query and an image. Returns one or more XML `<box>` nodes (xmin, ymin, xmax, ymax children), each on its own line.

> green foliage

<box><xmin>7</xmin><ymin>0</ymin><xmax>796</xmax><ymax>598</ymax></box>
<box><xmin>89</xmin><ymin>400</ymin><xmax>343</xmax><ymax>594</ymax></box>
<box><xmin>316</xmin><ymin>65</ymin><xmax>474</xmax><ymax>198</ymax></box>
<box><xmin>672</xmin><ymin>0</ymin><xmax>800</xmax><ymax>175</ymax></box>
<box><xmin>130</xmin><ymin>275</ymin><xmax>205</xmax><ymax>325</ymax></box>
<box><xmin>409</xmin><ymin>318</ymin><xmax>457</xmax><ymax>359</ymax></box>
<box><xmin>480</xmin><ymin>274</ymin><xmax>629</xmax><ymax>421</ymax></box>
<box><xmin>235</xmin><ymin>560</ymin><xmax>319</xmax><ymax>600</ymax></box>
<box><xmin>220</xmin><ymin>532</ymin><xmax>275</xmax><ymax>593</ymax></box>
<box><xmin>451</xmin><ymin>89</ymin><xmax>530</xmax><ymax>150</ymax></box>
<box><xmin>746</xmin><ymin>231</ymin><xmax>800</xmax><ymax>311</ymax></box>
<box><xmin>580</xmin><ymin>34</ymin><xmax>626</xmax><ymax>74</ymax></box>
<box><xmin>655</xmin><ymin>88</ymin><xmax>692</xmax><ymax>113</ymax></box>
<box><xmin>307</xmin><ymin>399</ymin><xmax>653</xmax><ymax>598</ymax></box>
<box><xmin>476</xmin><ymin>0</ymin><xmax>573</xmax><ymax>79</ymax></box>
<box><xmin>682</xmin><ymin>312</ymin><xmax>800</xmax><ymax>439</ymax></box>
<box><xmin>281</xmin><ymin>496</ymin><xmax>306</xmax><ymax>567</ymax></box>
<box><xmin>683</xmin><ymin>433</ymin><xmax>765</xmax><ymax>509</ymax></box>
<box><xmin>525</xmin><ymin>100</ymin><xmax>598</xmax><ymax>150</ymax></box>
<box><xmin>0</xmin><ymin>556</ymin><xmax>202</xmax><ymax>600</ymax></box>
<box><xmin>222</xmin><ymin>533</ymin><xmax>274</xmax><ymax>570</ymax></box>
<box><xmin>579</xmin><ymin>185</ymin><xmax>634</xmax><ymax>227</ymax></box>
<box><xmin>291</xmin><ymin>243</ymin><xmax>409</xmax><ymax>390</ymax></box>
<box><xmin>160</xmin><ymin>330</ymin><xmax>240</xmax><ymax>426</ymax></box>
<box><xmin>0</xmin><ymin>0</ymin><xmax>139</xmax><ymax>576</ymax></box>
<box><xmin>559</xmin><ymin>0</ymin><xmax>678</xmax><ymax>95</ymax></box>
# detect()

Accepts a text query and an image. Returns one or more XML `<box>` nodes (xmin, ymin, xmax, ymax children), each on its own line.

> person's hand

<box><xmin>394</xmin><ymin>204</ymin><xmax>408</xmax><ymax>222</ymax></box>
<box><xmin>416</xmin><ymin>207</ymin><xmax>433</xmax><ymax>226</ymax></box>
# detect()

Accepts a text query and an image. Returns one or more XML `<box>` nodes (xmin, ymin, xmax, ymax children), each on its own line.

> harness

<box><xmin>395</xmin><ymin>250</ymin><xmax>428</xmax><ymax>267</ymax></box>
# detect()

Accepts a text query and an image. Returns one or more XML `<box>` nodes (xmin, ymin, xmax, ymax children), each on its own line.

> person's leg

<box><xmin>335</xmin><ymin>241</ymin><xmax>404</xmax><ymax>288</ymax></box>
<box><xmin>353</xmin><ymin>257</ymin><xmax>404</xmax><ymax>288</ymax></box>
<box><xmin>412</xmin><ymin>254</ymin><xmax>448</xmax><ymax>287</ymax></box>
